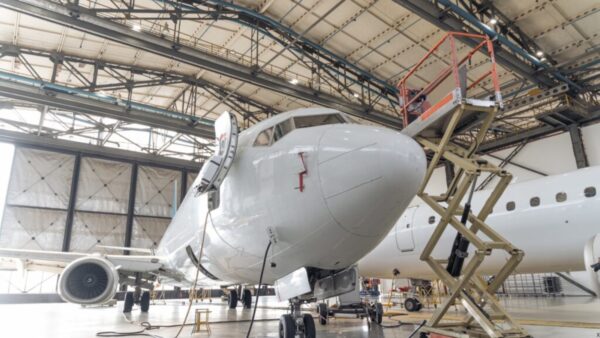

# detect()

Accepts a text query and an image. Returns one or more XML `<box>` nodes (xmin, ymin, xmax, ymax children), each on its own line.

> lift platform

<box><xmin>397</xmin><ymin>32</ymin><xmax>529</xmax><ymax>338</ymax></box>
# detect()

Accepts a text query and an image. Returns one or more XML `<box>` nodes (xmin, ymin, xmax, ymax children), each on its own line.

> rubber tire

<box><xmin>374</xmin><ymin>302</ymin><xmax>383</xmax><ymax>324</ymax></box>
<box><xmin>123</xmin><ymin>292</ymin><xmax>134</xmax><ymax>313</ymax></box>
<box><xmin>140</xmin><ymin>291</ymin><xmax>150</xmax><ymax>312</ymax></box>
<box><xmin>303</xmin><ymin>314</ymin><xmax>316</xmax><ymax>338</ymax></box>
<box><xmin>279</xmin><ymin>314</ymin><xmax>296</xmax><ymax>338</ymax></box>
<box><xmin>242</xmin><ymin>289</ymin><xmax>252</xmax><ymax>309</ymax></box>
<box><xmin>228</xmin><ymin>289</ymin><xmax>238</xmax><ymax>309</ymax></box>
<box><xmin>317</xmin><ymin>303</ymin><xmax>328</xmax><ymax>325</ymax></box>
<box><xmin>404</xmin><ymin>298</ymin><xmax>422</xmax><ymax>312</ymax></box>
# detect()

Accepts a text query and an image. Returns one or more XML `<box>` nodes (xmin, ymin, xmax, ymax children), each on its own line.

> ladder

<box><xmin>396</xmin><ymin>32</ymin><xmax>530</xmax><ymax>338</ymax></box>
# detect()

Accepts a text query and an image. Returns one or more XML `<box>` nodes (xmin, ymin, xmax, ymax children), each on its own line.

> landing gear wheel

<box><xmin>279</xmin><ymin>314</ymin><xmax>296</xmax><ymax>338</ymax></box>
<box><xmin>228</xmin><ymin>289</ymin><xmax>238</xmax><ymax>309</ymax></box>
<box><xmin>303</xmin><ymin>313</ymin><xmax>316</xmax><ymax>338</ymax></box>
<box><xmin>140</xmin><ymin>291</ymin><xmax>150</xmax><ymax>312</ymax></box>
<box><xmin>404</xmin><ymin>297</ymin><xmax>422</xmax><ymax>312</ymax></box>
<box><xmin>374</xmin><ymin>302</ymin><xmax>383</xmax><ymax>324</ymax></box>
<box><xmin>123</xmin><ymin>292</ymin><xmax>134</xmax><ymax>313</ymax></box>
<box><xmin>242</xmin><ymin>289</ymin><xmax>252</xmax><ymax>309</ymax></box>
<box><xmin>317</xmin><ymin>303</ymin><xmax>328</xmax><ymax>325</ymax></box>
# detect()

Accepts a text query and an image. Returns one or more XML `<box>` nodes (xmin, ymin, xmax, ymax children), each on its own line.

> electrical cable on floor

<box><xmin>245</xmin><ymin>240</ymin><xmax>273</xmax><ymax>338</ymax></box>
<box><xmin>96</xmin><ymin>318</ymin><xmax>282</xmax><ymax>337</ymax></box>
<box><xmin>173</xmin><ymin>210</ymin><xmax>210</xmax><ymax>338</ymax></box>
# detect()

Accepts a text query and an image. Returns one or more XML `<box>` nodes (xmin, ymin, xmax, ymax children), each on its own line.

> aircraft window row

<box><xmin>253</xmin><ymin>114</ymin><xmax>345</xmax><ymax>147</ymax></box>
<box><xmin>585</xmin><ymin>186</ymin><xmax>596</xmax><ymax>198</ymax></box>
<box><xmin>504</xmin><ymin>186</ymin><xmax>596</xmax><ymax>212</ymax></box>
<box><xmin>556</xmin><ymin>192</ymin><xmax>567</xmax><ymax>203</ymax></box>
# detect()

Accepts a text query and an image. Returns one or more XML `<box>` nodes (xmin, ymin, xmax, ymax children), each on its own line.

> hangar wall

<box><xmin>0</xmin><ymin>145</ymin><xmax>198</xmax><ymax>293</ymax></box>
<box><xmin>1</xmin><ymin>123</ymin><xmax>599</xmax><ymax>294</ymax></box>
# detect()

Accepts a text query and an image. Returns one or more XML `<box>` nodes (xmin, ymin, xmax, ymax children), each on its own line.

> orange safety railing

<box><xmin>396</xmin><ymin>32</ymin><xmax>502</xmax><ymax>128</ymax></box>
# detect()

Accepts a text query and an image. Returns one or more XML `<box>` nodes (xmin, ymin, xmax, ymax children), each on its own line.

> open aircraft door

<box><xmin>395</xmin><ymin>206</ymin><xmax>418</xmax><ymax>253</ymax></box>
<box><xmin>195</xmin><ymin>112</ymin><xmax>239</xmax><ymax>194</ymax></box>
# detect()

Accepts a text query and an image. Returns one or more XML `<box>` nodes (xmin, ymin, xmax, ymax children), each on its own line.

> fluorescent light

<box><xmin>353</xmin><ymin>93</ymin><xmax>360</xmax><ymax>98</ymax></box>
<box><xmin>536</xmin><ymin>50</ymin><xmax>544</xmax><ymax>57</ymax></box>
<box><xmin>489</xmin><ymin>18</ymin><xmax>498</xmax><ymax>25</ymax></box>
<box><xmin>289</xmin><ymin>78</ymin><xmax>299</xmax><ymax>85</ymax></box>
<box><xmin>132</xmin><ymin>24</ymin><xmax>142</xmax><ymax>32</ymax></box>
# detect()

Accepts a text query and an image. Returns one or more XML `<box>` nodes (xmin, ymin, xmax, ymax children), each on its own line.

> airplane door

<box><xmin>195</xmin><ymin>112</ymin><xmax>238</xmax><ymax>194</ymax></box>
<box><xmin>395</xmin><ymin>206</ymin><xmax>418</xmax><ymax>253</ymax></box>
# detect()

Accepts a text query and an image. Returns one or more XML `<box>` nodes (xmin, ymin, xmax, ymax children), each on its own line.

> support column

<box><xmin>123</xmin><ymin>162</ymin><xmax>138</xmax><ymax>255</ymax></box>
<box><xmin>569</xmin><ymin>124</ymin><xmax>589</xmax><ymax>169</ymax></box>
<box><xmin>180</xmin><ymin>168</ymin><xmax>188</xmax><ymax>204</ymax></box>
<box><xmin>62</xmin><ymin>153</ymin><xmax>81</xmax><ymax>252</ymax></box>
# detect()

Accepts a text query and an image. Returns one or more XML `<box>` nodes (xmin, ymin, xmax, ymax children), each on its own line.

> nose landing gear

<box><xmin>279</xmin><ymin>299</ymin><xmax>316</xmax><ymax>338</ymax></box>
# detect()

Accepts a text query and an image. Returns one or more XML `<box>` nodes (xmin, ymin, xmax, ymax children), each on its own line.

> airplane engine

<box><xmin>58</xmin><ymin>256</ymin><xmax>119</xmax><ymax>305</ymax></box>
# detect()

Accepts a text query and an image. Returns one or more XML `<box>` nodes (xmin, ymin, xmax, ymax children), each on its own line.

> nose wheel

<box><xmin>279</xmin><ymin>299</ymin><xmax>316</xmax><ymax>338</ymax></box>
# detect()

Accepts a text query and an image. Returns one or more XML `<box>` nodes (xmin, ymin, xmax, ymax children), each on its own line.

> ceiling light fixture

<box><xmin>289</xmin><ymin>78</ymin><xmax>299</xmax><ymax>85</ymax></box>
<box><xmin>132</xmin><ymin>24</ymin><xmax>142</xmax><ymax>32</ymax></box>
<box><xmin>536</xmin><ymin>50</ymin><xmax>544</xmax><ymax>57</ymax></box>
<box><xmin>353</xmin><ymin>93</ymin><xmax>360</xmax><ymax>98</ymax></box>
<box><xmin>489</xmin><ymin>18</ymin><xmax>498</xmax><ymax>25</ymax></box>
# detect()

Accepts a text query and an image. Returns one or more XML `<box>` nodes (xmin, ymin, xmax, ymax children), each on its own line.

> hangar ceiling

<box><xmin>0</xmin><ymin>0</ymin><xmax>597</xmax><ymax>161</ymax></box>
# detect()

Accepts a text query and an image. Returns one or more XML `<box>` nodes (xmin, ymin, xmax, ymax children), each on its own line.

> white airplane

<box><xmin>357</xmin><ymin>165</ymin><xmax>600</xmax><ymax>311</ymax></box>
<box><xmin>0</xmin><ymin>108</ymin><xmax>426</xmax><ymax>337</ymax></box>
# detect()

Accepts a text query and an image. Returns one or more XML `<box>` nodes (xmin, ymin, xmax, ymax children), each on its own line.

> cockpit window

<box><xmin>253</xmin><ymin>127</ymin><xmax>273</xmax><ymax>146</ymax></box>
<box><xmin>273</xmin><ymin>119</ymin><xmax>294</xmax><ymax>142</ymax></box>
<box><xmin>294</xmin><ymin>114</ymin><xmax>345</xmax><ymax>128</ymax></box>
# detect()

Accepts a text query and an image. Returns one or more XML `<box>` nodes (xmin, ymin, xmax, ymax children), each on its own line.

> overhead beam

<box><xmin>392</xmin><ymin>0</ymin><xmax>578</xmax><ymax>90</ymax></box>
<box><xmin>0</xmin><ymin>0</ymin><xmax>400</xmax><ymax>127</ymax></box>
<box><xmin>0</xmin><ymin>129</ymin><xmax>201</xmax><ymax>172</ymax></box>
<box><xmin>0</xmin><ymin>72</ymin><xmax>215</xmax><ymax>139</ymax></box>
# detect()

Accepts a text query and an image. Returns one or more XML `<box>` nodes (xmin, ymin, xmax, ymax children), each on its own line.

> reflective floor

<box><xmin>0</xmin><ymin>296</ymin><xmax>598</xmax><ymax>338</ymax></box>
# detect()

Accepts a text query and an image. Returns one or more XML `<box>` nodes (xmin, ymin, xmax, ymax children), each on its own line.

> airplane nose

<box><xmin>318</xmin><ymin>124</ymin><xmax>426</xmax><ymax>237</ymax></box>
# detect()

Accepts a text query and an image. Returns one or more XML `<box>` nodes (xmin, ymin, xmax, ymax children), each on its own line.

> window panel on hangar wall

<box><xmin>0</xmin><ymin>147</ymin><xmax>73</xmax><ymax>251</ymax></box>
<box><xmin>135</xmin><ymin>166</ymin><xmax>180</xmax><ymax>217</ymax></box>
<box><xmin>186</xmin><ymin>171</ymin><xmax>198</xmax><ymax>196</ymax></box>
<box><xmin>75</xmin><ymin>157</ymin><xmax>132</xmax><ymax>214</ymax></box>
<box><xmin>68</xmin><ymin>157</ymin><xmax>132</xmax><ymax>253</ymax></box>
<box><xmin>131</xmin><ymin>216</ymin><xmax>170</xmax><ymax>250</ymax></box>
<box><xmin>70</xmin><ymin>212</ymin><xmax>127</xmax><ymax>254</ymax></box>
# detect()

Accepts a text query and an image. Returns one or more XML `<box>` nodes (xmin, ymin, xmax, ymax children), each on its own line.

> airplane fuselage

<box><xmin>157</xmin><ymin>108</ymin><xmax>426</xmax><ymax>286</ymax></box>
<box><xmin>358</xmin><ymin>166</ymin><xmax>600</xmax><ymax>279</ymax></box>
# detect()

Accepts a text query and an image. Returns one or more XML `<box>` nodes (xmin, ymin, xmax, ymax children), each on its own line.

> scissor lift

<box><xmin>397</xmin><ymin>33</ymin><xmax>530</xmax><ymax>338</ymax></box>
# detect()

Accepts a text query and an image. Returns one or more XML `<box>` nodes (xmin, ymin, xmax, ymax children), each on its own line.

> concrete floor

<box><xmin>0</xmin><ymin>296</ymin><xmax>598</xmax><ymax>338</ymax></box>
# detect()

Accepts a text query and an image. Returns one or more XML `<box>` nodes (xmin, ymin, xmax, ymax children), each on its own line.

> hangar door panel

<box><xmin>395</xmin><ymin>206</ymin><xmax>417</xmax><ymax>252</ymax></box>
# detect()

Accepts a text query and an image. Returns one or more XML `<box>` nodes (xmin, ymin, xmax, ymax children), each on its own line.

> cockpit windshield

<box><xmin>253</xmin><ymin>113</ymin><xmax>347</xmax><ymax>147</ymax></box>
<box><xmin>293</xmin><ymin>114</ymin><xmax>346</xmax><ymax>128</ymax></box>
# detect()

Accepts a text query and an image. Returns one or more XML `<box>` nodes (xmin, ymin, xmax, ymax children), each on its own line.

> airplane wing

<box><xmin>0</xmin><ymin>248</ymin><xmax>164</xmax><ymax>273</ymax></box>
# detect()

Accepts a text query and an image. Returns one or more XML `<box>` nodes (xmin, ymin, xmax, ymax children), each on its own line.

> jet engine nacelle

<box><xmin>58</xmin><ymin>256</ymin><xmax>119</xmax><ymax>305</ymax></box>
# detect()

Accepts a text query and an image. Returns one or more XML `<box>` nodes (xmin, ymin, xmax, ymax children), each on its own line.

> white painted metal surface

<box><xmin>0</xmin><ymin>107</ymin><xmax>427</xmax><ymax>303</ymax></box>
<box><xmin>358</xmin><ymin>166</ymin><xmax>600</xmax><ymax>280</ymax></box>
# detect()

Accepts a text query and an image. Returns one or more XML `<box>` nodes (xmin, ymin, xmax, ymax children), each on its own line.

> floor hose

<box><xmin>245</xmin><ymin>240</ymin><xmax>273</xmax><ymax>338</ymax></box>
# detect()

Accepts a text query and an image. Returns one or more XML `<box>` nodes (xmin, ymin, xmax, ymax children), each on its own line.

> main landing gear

<box><xmin>123</xmin><ymin>289</ymin><xmax>151</xmax><ymax>313</ymax></box>
<box><xmin>227</xmin><ymin>288</ymin><xmax>253</xmax><ymax>309</ymax></box>
<box><xmin>279</xmin><ymin>299</ymin><xmax>316</xmax><ymax>338</ymax></box>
